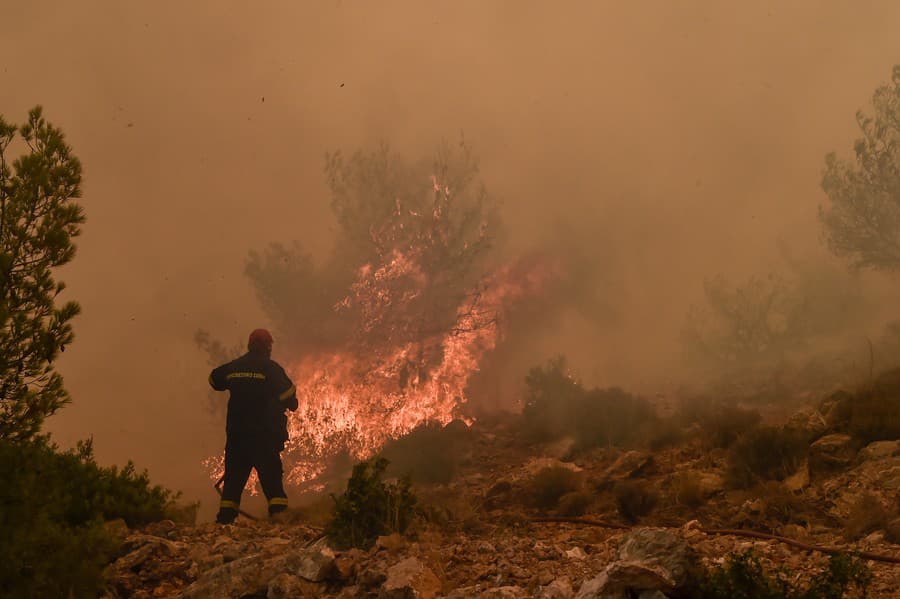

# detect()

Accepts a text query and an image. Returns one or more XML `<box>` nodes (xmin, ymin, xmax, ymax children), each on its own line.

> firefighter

<box><xmin>208</xmin><ymin>328</ymin><xmax>298</xmax><ymax>524</ymax></box>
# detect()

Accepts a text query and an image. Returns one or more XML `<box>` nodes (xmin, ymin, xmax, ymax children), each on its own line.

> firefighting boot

<box><xmin>216</xmin><ymin>500</ymin><xmax>239</xmax><ymax>524</ymax></box>
<box><xmin>268</xmin><ymin>496</ymin><xmax>288</xmax><ymax>517</ymax></box>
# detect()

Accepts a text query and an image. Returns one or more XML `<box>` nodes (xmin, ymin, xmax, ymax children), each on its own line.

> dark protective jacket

<box><xmin>209</xmin><ymin>352</ymin><xmax>298</xmax><ymax>443</ymax></box>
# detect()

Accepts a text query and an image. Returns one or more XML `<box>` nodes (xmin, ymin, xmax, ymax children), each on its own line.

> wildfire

<box><xmin>279</xmin><ymin>256</ymin><xmax>552</xmax><ymax>487</ymax></box>
<box><xmin>206</xmin><ymin>175</ymin><xmax>556</xmax><ymax>491</ymax></box>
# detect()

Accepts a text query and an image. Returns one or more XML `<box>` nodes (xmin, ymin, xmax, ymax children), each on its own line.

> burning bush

<box><xmin>326</xmin><ymin>457</ymin><xmax>416</xmax><ymax>550</ymax></box>
<box><xmin>725</xmin><ymin>426</ymin><xmax>807</xmax><ymax>489</ymax></box>
<box><xmin>199</xmin><ymin>141</ymin><xmax>557</xmax><ymax>489</ymax></box>
<box><xmin>521</xmin><ymin>357</ymin><xmax>654</xmax><ymax>451</ymax></box>
<box><xmin>0</xmin><ymin>436</ymin><xmax>179</xmax><ymax>598</ymax></box>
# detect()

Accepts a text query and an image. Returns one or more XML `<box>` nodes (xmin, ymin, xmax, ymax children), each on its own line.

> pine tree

<box><xmin>0</xmin><ymin>107</ymin><xmax>84</xmax><ymax>441</ymax></box>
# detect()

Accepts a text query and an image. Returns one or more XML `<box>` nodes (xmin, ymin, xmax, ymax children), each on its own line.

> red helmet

<box><xmin>248</xmin><ymin>328</ymin><xmax>274</xmax><ymax>353</ymax></box>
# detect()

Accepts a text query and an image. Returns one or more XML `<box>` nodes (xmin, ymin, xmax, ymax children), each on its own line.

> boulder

<box><xmin>267</xmin><ymin>573</ymin><xmax>312</xmax><ymax>599</ymax></box>
<box><xmin>177</xmin><ymin>539</ymin><xmax>335</xmax><ymax>598</ymax></box>
<box><xmin>617</xmin><ymin>528</ymin><xmax>697</xmax><ymax>587</ymax></box>
<box><xmin>524</xmin><ymin>458</ymin><xmax>583</xmax><ymax>476</ymax></box>
<box><xmin>565</xmin><ymin>547</ymin><xmax>587</xmax><ymax>560</ymax></box>
<box><xmin>576</xmin><ymin>563</ymin><xmax>675</xmax><ymax>599</ymax></box>
<box><xmin>479</xmin><ymin>586</ymin><xmax>528</xmax><ymax>598</ymax></box>
<box><xmin>575</xmin><ymin>528</ymin><xmax>698</xmax><ymax>598</ymax></box>
<box><xmin>177</xmin><ymin>553</ymin><xmax>272</xmax><ymax>598</ymax></box>
<box><xmin>818</xmin><ymin>390</ymin><xmax>852</xmax><ymax>428</ymax></box>
<box><xmin>289</xmin><ymin>539</ymin><xmax>336</xmax><ymax>582</ymax></box>
<box><xmin>537</xmin><ymin>577</ymin><xmax>574</xmax><ymax>599</ymax></box>
<box><xmin>784</xmin><ymin>406</ymin><xmax>827</xmax><ymax>440</ymax></box>
<box><xmin>857</xmin><ymin>440</ymin><xmax>900</xmax><ymax>462</ymax></box>
<box><xmin>808</xmin><ymin>434</ymin><xmax>857</xmax><ymax>478</ymax></box>
<box><xmin>599</xmin><ymin>451</ymin><xmax>654</xmax><ymax>483</ymax></box>
<box><xmin>379</xmin><ymin>557</ymin><xmax>441</xmax><ymax>599</ymax></box>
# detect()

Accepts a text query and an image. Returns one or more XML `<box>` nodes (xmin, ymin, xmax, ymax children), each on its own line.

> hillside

<box><xmin>102</xmin><ymin>385</ymin><xmax>900</xmax><ymax>599</ymax></box>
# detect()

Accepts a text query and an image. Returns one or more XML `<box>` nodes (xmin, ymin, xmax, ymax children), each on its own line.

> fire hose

<box><xmin>213</xmin><ymin>475</ymin><xmax>258</xmax><ymax>521</ymax></box>
<box><xmin>532</xmin><ymin>517</ymin><xmax>900</xmax><ymax>565</ymax></box>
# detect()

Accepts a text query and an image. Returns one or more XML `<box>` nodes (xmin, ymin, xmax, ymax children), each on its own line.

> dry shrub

<box><xmin>417</xmin><ymin>488</ymin><xmax>485</xmax><ymax>533</ymax></box>
<box><xmin>725</xmin><ymin>426</ymin><xmax>807</xmax><ymax>489</ymax></box>
<box><xmin>726</xmin><ymin>482</ymin><xmax>826</xmax><ymax>532</ymax></box>
<box><xmin>284</xmin><ymin>494</ymin><xmax>335</xmax><ymax>527</ymax></box>
<box><xmin>843</xmin><ymin>493</ymin><xmax>894</xmax><ymax>541</ymax></box>
<box><xmin>695</xmin><ymin>403</ymin><xmax>761</xmax><ymax>449</ymax></box>
<box><xmin>672</xmin><ymin>472</ymin><xmax>705</xmax><ymax>508</ymax></box>
<box><xmin>614</xmin><ymin>480</ymin><xmax>658</xmax><ymax>523</ymax></box>
<box><xmin>886</xmin><ymin>518</ymin><xmax>900</xmax><ymax>544</ymax></box>
<box><xmin>821</xmin><ymin>370</ymin><xmax>900</xmax><ymax>443</ymax></box>
<box><xmin>557</xmin><ymin>491</ymin><xmax>593</xmax><ymax>517</ymax></box>
<box><xmin>755</xmin><ymin>481</ymin><xmax>808</xmax><ymax>526</ymax></box>
<box><xmin>380</xmin><ymin>420</ymin><xmax>471</xmax><ymax>484</ymax></box>
<box><xmin>528</xmin><ymin>466</ymin><xmax>581</xmax><ymax>511</ymax></box>
<box><xmin>642</xmin><ymin>417</ymin><xmax>687</xmax><ymax>451</ymax></box>
<box><xmin>521</xmin><ymin>358</ymin><xmax>654</xmax><ymax>450</ymax></box>
<box><xmin>846</xmin><ymin>378</ymin><xmax>900</xmax><ymax>444</ymax></box>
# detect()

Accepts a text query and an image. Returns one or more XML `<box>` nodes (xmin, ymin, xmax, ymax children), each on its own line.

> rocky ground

<box><xmin>103</xmin><ymin>403</ymin><xmax>900</xmax><ymax>598</ymax></box>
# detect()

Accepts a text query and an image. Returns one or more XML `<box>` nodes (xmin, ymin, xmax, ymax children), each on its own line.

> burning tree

<box><xmin>201</xmin><ymin>140</ymin><xmax>552</xmax><ymax>487</ymax></box>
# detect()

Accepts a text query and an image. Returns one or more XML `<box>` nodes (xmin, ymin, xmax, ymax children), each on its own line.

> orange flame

<box><xmin>207</xmin><ymin>177</ymin><xmax>556</xmax><ymax>491</ymax></box>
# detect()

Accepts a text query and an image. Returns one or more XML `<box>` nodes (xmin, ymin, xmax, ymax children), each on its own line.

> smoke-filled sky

<box><xmin>2</xmin><ymin>1</ymin><xmax>899</xmax><ymax>506</ymax></box>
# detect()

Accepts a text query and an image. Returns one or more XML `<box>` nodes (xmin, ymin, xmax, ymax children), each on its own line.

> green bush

<box><xmin>725</xmin><ymin>426</ymin><xmax>807</xmax><ymax>489</ymax></box>
<box><xmin>0</xmin><ymin>436</ymin><xmax>176</xmax><ymax>598</ymax></box>
<box><xmin>700</xmin><ymin>550</ymin><xmax>871</xmax><ymax>599</ymax></box>
<box><xmin>326</xmin><ymin>457</ymin><xmax>416</xmax><ymax>550</ymax></box>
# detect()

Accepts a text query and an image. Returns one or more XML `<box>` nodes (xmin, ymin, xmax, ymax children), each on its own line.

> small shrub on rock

<box><xmin>326</xmin><ymin>457</ymin><xmax>416</xmax><ymax>550</ymax></box>
<box><xmin>725</xmin><ymin>426</ymin><xmax>807</xmax><ymax>489</ymax></box>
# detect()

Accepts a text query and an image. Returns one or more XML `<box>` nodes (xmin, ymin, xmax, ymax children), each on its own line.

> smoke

<box><xmin>2</xmin><ymin>2</ymin><xmax>899</xmax><ymax>513</ymax></box>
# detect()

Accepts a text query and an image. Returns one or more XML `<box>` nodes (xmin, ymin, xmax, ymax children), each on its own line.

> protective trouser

<box><xmin>216</xmin><ymin>436</ymin><xmax>288</xmax><ymax>524</ymax></box>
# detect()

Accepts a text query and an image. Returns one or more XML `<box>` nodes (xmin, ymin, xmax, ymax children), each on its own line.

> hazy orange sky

<box><xmin>2</xmin><ymin>1</ymin><xmax>898</xmax><ymax>510</ymax></box>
